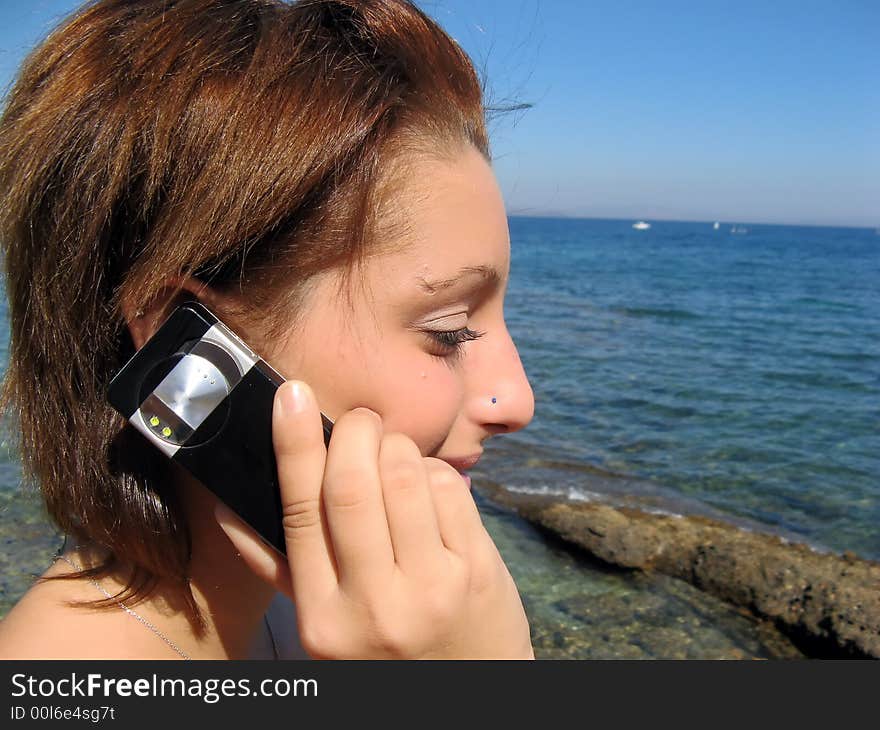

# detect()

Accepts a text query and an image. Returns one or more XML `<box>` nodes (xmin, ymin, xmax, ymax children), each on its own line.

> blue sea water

<box><xmin>473</xmin><ymin>217</ymin><xmax>880</xmax><ymax>560</ymax></box>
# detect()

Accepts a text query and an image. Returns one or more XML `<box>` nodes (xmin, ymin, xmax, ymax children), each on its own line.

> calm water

<box><xmin>0</xmin><ymin>216</ymin><xmax>876</xmax><ymax>657</ymax></box>
<box><xmin>478</xmin><ymin>217</ymin><xmax>879</xmax><ymax>560</ymax></box>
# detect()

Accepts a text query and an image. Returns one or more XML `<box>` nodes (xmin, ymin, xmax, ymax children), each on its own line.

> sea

<box><xmin>0</xmin><ymin>215</ymin><xmax>877</xmax><ymax>657</ymax></box>
<box><xmin>481</xmin><ymin>216</ymin><xmax>879</xmax><ymax>560</ymax></box>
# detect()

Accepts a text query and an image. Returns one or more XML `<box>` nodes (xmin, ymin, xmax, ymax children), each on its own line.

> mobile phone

<box><xmin>107</xmin><ymin>301</ymin><xmax>333</xmax><ymax>555</ymax></box>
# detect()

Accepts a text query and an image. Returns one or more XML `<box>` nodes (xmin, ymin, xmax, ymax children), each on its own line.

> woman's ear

<box><xmin>120</xmin><ymin>277</ymin><xmax>235</xmax><ymax>350</ymax></box>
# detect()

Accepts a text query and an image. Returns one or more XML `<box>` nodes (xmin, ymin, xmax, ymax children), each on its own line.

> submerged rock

<box><xmin>477</xmin><ymin>483</ymin><xmax>880</xmax><ymax>659</ymax></box>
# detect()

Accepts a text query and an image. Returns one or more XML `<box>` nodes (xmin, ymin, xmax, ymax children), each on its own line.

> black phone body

<box><xmin>108</xmin><ymin>301</ymin><xmax>333</xmax><ymax>555</ymax></box>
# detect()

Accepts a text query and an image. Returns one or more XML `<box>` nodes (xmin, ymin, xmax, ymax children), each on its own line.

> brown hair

<box><xmin>0</xmin><ymin>0</ymin><xmax>488</xmax><ymax>624</ymax></box>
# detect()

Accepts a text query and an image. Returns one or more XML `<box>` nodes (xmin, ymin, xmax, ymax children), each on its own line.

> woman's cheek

<box><xmin>377</xmin><ymin>358</ymin><xmax>462</xmax><ymax>450</ymax></box>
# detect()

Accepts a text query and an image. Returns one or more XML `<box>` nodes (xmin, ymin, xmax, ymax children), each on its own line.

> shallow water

<box><xmin>0</xmin><ymin>473</ymin><xmax>803</xmax><ymax>659</ymax></box>
<box><xmin>0</xmin><ymin>468</ymin><xmax>63</xmax><ymax>618</ymax></box>
<box><xmin>475</xmin><ymin>488</ymin><xmax>802</xmax><ymax>659</ymax></box>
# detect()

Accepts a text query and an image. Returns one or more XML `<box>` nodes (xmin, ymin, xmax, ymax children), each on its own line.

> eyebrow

<box><xmin>415</xmin><ymin>265</ymin><xmax>502</xmax><ymax>295</ymax></box>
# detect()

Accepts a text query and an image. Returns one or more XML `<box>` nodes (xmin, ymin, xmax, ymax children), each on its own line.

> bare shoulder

<box><xmin>0</xmin><ymin>559</ymin><xmax>176</xmax><ymax>660</ymax></box>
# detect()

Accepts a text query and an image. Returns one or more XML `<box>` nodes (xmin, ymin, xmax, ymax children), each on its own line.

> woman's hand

<box><xmin>215</xmin><ymin>380</ymin><xmax>534</xmax><ymax>659</ymax></box>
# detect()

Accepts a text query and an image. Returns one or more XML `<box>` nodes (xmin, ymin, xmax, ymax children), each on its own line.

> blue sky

<box><xmin>1</xmin><ymin>1</ymin><xmax>877</xmax><ymax>227</ymax></box>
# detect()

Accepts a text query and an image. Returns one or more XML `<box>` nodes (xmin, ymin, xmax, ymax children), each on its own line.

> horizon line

<box><xmin>506</xmin><ymin>211</ymin><xmax>878</xmax><ymax>232</ymax></box>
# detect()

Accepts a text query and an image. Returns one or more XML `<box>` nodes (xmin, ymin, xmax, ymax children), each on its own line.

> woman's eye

<box><xmin>424</xmin><ymin>327</ymin><xmax>485</xmax><ymax>360</ymax></box>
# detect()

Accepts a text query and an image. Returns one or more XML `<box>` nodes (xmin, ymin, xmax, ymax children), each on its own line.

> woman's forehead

<box><xmin>304</xmin><ymin>147</ymin><xmax>510</xmax><ymax>314</ymax></box>
<box><xmin>377</xmin><ymin>149</ymin><xmax>510</xmax><ymax>280</ymax></box>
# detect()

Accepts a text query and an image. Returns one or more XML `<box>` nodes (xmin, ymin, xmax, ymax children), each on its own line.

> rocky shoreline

<box><xmin>476</xmin><ymin>482</ymin><xmax>880</xmax><ymax>659</ymax></box>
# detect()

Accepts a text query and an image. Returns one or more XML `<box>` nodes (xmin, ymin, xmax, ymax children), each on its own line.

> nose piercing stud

<box><xmin>491</xmin><ymin>397</ymin><xmax>497</xmax><ymax>404</ymax></box>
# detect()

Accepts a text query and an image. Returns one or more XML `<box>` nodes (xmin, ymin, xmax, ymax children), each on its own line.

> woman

<box><xmin>0</xmin><ymin>0</ymin><xmax>535</xmax><ymax>659</ymax></box>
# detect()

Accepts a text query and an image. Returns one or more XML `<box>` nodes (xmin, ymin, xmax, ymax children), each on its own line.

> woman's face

<box><xmin>264</xmin><ymin>144</ymin><xmax>534</xmax><ymax>474</ymax></box>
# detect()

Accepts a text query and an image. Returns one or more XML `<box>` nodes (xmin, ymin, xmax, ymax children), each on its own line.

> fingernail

<box><xmin>285</xmin><ymin>380</ymin><xmax>311</xmax><ymax>414</ymax></box>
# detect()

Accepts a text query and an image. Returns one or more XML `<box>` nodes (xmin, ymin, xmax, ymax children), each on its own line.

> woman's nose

<box><xmin>472</xmin><ymin>325</ymin><xmax>535</xmax><ymax>435</ymax></box>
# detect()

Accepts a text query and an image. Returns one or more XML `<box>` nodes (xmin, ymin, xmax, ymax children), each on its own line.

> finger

<box><xmin>377</xmin><ymin>433</ymin><xmax>445</xmax><ymax>573</ymax></box>
<box><xmin>215</xmin><ymin>501</ymin><xmax>294</xmax><ymax>597</ymax></box>
<box><xmin>423</xmin><ymin>458</ymin><xmax>485</xmax><ymax>556</ymax></box>
<box><xmin>322</xmin><ymin>407</ymin><xmax>395</xmax><ymax>593</ymax></box>
<box><xmin>274</xmin><ymin>380</ymin><xmax>338</xmax><ymax>607</ymax></box>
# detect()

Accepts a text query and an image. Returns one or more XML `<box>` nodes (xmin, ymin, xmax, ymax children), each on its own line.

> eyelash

<box><xmin>424</xmin><ymin>327</ymin><xmax>485</xmax><ymax>361</ymax></box>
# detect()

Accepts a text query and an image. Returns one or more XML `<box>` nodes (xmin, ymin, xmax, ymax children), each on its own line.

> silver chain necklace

<box><xmin>55</xmin><ymin>554</ymin><xmax>278</xmax><ymax>660</ymax></box>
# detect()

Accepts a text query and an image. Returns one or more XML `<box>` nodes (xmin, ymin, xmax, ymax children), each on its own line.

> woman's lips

<box><xmin>443</xmin><ymin>454</ymin><xmax>482</xmax><ymax>472</ymax></box>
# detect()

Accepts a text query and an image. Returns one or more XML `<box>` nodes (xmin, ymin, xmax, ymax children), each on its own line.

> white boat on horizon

<box><xmin>632</xmin><ymin>221</ymin><xmax>651</xmax><ymax>230</ymax></box>
<box><xmin>713</xmin><ymin>221</ymin><xmax>720</xmax><ymax>230</ymax></box>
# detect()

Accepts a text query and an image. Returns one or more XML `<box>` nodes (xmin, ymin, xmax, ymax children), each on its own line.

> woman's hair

<box><xmin>0</xmin><ymin>0</ymin><xmax>488</xmax><ymax>625</ymax></box>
